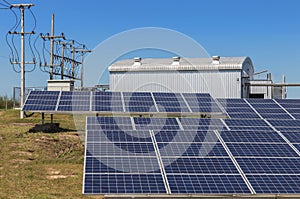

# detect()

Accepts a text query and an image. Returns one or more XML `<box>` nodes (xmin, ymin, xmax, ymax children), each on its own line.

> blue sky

<box><xmin>0</xmin><ymin>0</ymin><xmax>299</xmax><ymax>97</ymax></box>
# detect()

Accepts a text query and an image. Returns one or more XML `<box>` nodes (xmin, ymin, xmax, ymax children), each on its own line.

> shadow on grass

<box><xmin>29</xmin><ymin>123</ymin><xmax>77</xmax><ymax>133</ymax></box>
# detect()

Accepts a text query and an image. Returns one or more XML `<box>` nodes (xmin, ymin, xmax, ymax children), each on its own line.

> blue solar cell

<box><xmin>167</xmin><ymin>174</ymin><xmax>251</xmax><ymax>194</ymax></box>
<box><xmin>280</xmin><ymin>104</ymin><xmax>300</xmax><ymax>109</ymax></box>
<box><xmin>246</xmin><ymin>99</ymin><xmax>275</xmax><ymax>104</ymax></box>
<box><xmin>217</xmin><ymin>98</ymin><xmax>246</xmax><ymax>104</ymax></box>
<box><xmin>153</xmin><ymin>92</ymin><xmax>190</xmax><ymax>112</ymax></box>
<box><xmin>228</xmin><ymin>113</ymin><xmax>260</xmax><ymax>119</ymax></box>
<box><xmin>85</xmin><ymin>156</ymin><xmax>161</xmax><ymax>174</ymax></box>
<box><xmin>225</xmin><ymin>119</ymin><xmax>268</xmax><ymax>127</ymax></box>
<box><xmin>250</xmin><ymin>103</ymin><xmax>281</xmax><ymax>109</ymax></box>
<box><xmin>255</xmin><ymin>108</ymin><xmax>287</xmax><ymax>114</ymax></box>
<box><xmin>276</xmin><ymin>99</ymin><xmax>300</xmax><ymax>104</ymax></box>
<box><xmin>86</xmin><ymin>117</ymin><xmax>133</xmax><ymax>131</ymax></box>
<box><xmin>225</xmin><ymin>107</ymin><xmax>256</xmax><ymax>113</ymax></box>
<box><xmin>285</xmin><ymin>109</ymin><xmax>300</xmax><ymax>114</ymax></box>
<box><xmin>236</xmin><ymin>158</ymin><xmax>300</xmax><ymax>174</ymax></box>
<box><xmin>259</xmin><ymin>113</ymin><xmax>293</xmax><ymax>120</ymax></box>
<box><xmin>87</xmin><ymin>130</ymin><xmax>152</xmax><ymax>143</ymax></box>
<box><xmin>86</xmin><ymin>142</ymin><xmax>156</xmax><ymax>156</ymax></box>
<box><xmin>247</xmin><ymin>175</ymin><xmax>300</xmax><ymax>194</ymax></box>
<box><xmin>158</xmin><ymin>142</ymin><xmax>228</xmax><ymax>157</ymax></box>
<box><xmin>228</xmin><ymin>126</ymin><xmax>273</xmax><ymax>131</ymax></box>
<box><xmin>22</xmin><ymin>90</ymin><xmax>60</xmax><ymax>111</ymax></box>
<box><xmin>295</xmin><ymin>144</ymin><xmax>300</xmax><ymax>151</ymax></box>
<box><xmin>84</xmin><ymin>174</ymin><xmax>166</xmax><ymax>194</ymax></box>
<box><xmin>293</xmin><ymin>114</ymin><xmax>300</xmax><ymax>120</ymax></box>
<box><xmin>123</xmin><ymin>92</ymin><xmax>157</xmax><ymax>112</ymax></box>
<box><xmin>276</xmin><ymin>127</ymin><xmax>300</xmax><ymax>132</ymax></box>
<box><xmin>92</xmin><ymin>92</ymin><xmax>123</xmax><ymax>112</ymax></box>
<box><xmin>220</xmin><ymin>130</ymin><xmax>285</xmax><ymax>143</ymax></box>
<box><xmin>162</xmin><ymin>157</ymin><xmax>238</xmax><ymax>174</ymax></box>
<box><xmin>155</xmin><ymin>130</ymin><xmax>218</xmax><ymax>143</ymax></box>
<box><xmin>58</xmin><ymin>91</ymin><xmax>90</xmax><ymax>112</ymax></box>
<box><xmin>267</xmin><ymin>119</ymin><xmax>300</xmax><ymax>127</ymax></box>
<box><xmin>134</xmin><ymin>117</ymin><xmax>179</xmax><ymax>131</ymax></box>
<box><xmin>226</xmin><ymin>143</ymin><xmax>298</xmax><ymax>157</ymax></box>
<box><xmin>281</xmin><ymin>132</ymin><xmax>300</xmax><ymax>143</ymax></box>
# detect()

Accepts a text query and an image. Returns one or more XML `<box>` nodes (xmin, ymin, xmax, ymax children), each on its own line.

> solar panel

<box><xmin>84</xmin><ymin>174</ymin><xmax>166</xmax><ymax>194</ymax></box>
<box><xmin>153</xmin><ymin>92</ymin><xmax>190</xmax><ymax>112</ymax></box>
<box><xmin>226</xmin><ymin>143</ymin><xmax>298</xmax><ymax>157</ymax></box>
<box><xmin>180</xmin><ymin>118</ymin><xmax>225</xmax><ymax>131</ymax></box>
<box><xmin>219</xmin><ymin>130</ymin><xmax>285</xmax><ymax>143</ymax></box>
<box><xmin>217</xmin><ymin>98</ymin><xmax>260</xmax><ymax>119</ymax></box>
<box><xmin>92</xmin><ymin>92</ymin><xmax>123</xmax><ymax>112</ymax></box>
<box><xmin>167</xmin><ymin>174</ymin><xmax>251</xmax><ymax>194</ymax></box>
<box><xmin>134</xmin><ymin>117</ymin><xmax>180</xmax><ymax>131</ymax></box>
<box><xmin>247</xmin><ymin>99</ymin><xmax>294</xmax><ymax>120</ymax></box>
<box><xmin>281</xmin><ymin>131</ymin><xmax>300</xmax><ymax>143</ymax></box>
<box><xmin>123</xmin><ymin>92</ymin><xmax>157</xmax><ymax>112</ymax></box>
<box><xmin>57</xmin><ymin>91</ymin><xmax>91</xmax><ymax>111</ymax></box>
<box><xmin>22</xmin><ymin>91</ymin><xmax>59</xmax><ymax>111</ymax></box>
<box><xmin>247</xmin><ymin>175</ymin><xmax>300</xmax><ymax>194</ymax></box>
<box><xmin>236</xmin><ymin>158</ymin><xmax>300</xmax><ymax>174</ymax></box>
<box><xmin>84</xmin><ymin>116</ymin><xmax>167</xmax><ymax>194</ymax></box>
<box><xmin>163</xmin><ymin>157</ymin><xmax>238</xmax><ymax>174</ymax></box>
<box><xmin>182</xmin><ymin>93</ymin><xmax>223</xmax><ymax>113</ymax></box>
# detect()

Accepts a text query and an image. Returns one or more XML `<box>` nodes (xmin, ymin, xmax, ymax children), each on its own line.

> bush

<box><xmin>0</xmin><ymin>96</ymin><xmax>17</xmax><ymax>109</ymax></box>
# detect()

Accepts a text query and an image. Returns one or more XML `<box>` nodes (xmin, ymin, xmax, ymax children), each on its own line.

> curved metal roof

<box><xmin>108</xmin><ymin>57</ymin><xmax>254</xmax><ymax>72</ymax></box>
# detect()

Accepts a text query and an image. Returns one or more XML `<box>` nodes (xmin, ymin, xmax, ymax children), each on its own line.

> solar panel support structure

<box><xmin>9</xmin><ymin>4</ymin><xmax>36</xmax><ymax>119</ymax></box>
<box><xmin>149</xmin><ymin>130</ymin><xmax>171</xmax><ymax>194</ymax></box>
<box><xmin>150</xmin><ymin>92</ymin><xmax>159</xmax><ymax>112</ymax></box>
<box><xmin>214</xmin><ymin>130</ymin><xmax>256</xmax><ymax>194</ymax></box>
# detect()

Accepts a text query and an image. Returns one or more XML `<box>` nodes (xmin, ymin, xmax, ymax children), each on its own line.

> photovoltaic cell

<box><xmin>22</xmin><ymin>91</ymin><xmax>59</xmax><ymax>111</ymax></box>
<box><xmin>123</xmin><ymin>92</ymin><xmax>157</xmax><ymax>112</ymax></box>
<box><xmin>219</xmin><ymin>130</ymin><xmax>285</xmax><ymax>143</ymax></box>
<box><xmin>84</xmin><ymin>174</ymin><xmax>166</xmax><ymax>194</ymax></box>
<box><xmin>57</xmin><ymin>91</ymin><xmax>91</xmax><ymax>111</ymax></box>
<box><xmin>236</xmin><ymin>158</ymin><xmax>300</xmax><ymax>174</ymax></box>
<box><xmin>182</xmin><ymin>93</ymin><xmax>223</xmax><ymax>113</ymax></box>
<box><xmin>153</xmin><ymin>92</ymin><xmax>190</xmax><ymax>112</ymax></box>
<box><xmin>167</xmin><ymin>174</ymin><xmax>251</xmax><ymax>194</ymax></box>
<box><xmin>247</xmin><ymin>175</ymin><xmax>300</xmax><ymax>194</ymax></box>
<box><xmin>162</xmin><ymin>157</ymin><xmax>239</xmax><ymax>174</ymax></box>
<box><xmin>92</xmin><ymin>92</ymin><xmax>123</xmax><ymax>112</ymax></box>
<box><xmin>226</xmin><ymin>143</ymin><xmax>298</xmax><ymax>157</ymax></box>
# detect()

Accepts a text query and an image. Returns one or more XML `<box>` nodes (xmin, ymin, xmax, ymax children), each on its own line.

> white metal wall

<box><xmin>110</xmin><ymin>70</ymin><xmax>241</xmax><ymax>98</ymax></box>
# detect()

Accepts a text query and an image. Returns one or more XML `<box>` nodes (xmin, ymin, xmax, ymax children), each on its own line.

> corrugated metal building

<box><xmin>108</xmin><ymin>56</ymin><xmax>278</xmax><ymax>99</ymax></box>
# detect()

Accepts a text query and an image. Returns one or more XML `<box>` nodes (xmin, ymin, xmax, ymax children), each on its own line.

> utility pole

<box><xmin>40</xmin><ymin>14</ymin><xmax>65</xmax><ymax>79</ymax></box>
<box><xmin>74</xmin><ymin>47</ymin><xmax>92</xmax><ymax>87</ymax></box>
<box><xmin>9</xmin><ymin>4</ymin><xmax>35</xmax><ymax>119</ymax></box>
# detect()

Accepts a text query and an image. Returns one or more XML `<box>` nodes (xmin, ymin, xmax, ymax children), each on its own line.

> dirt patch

<box><xmin>11</xmin><ymin>151</ymin><xmax>33</xmax><ymax>156</ymax></box>
<box><xmin>46</xmin><ymin>168</ymin><xmax>76</xmax><ymax>180</ymax></box>
<box><xmin>58</xmin><ymin>134</ymin><xmax>79</xmax><ymax>140</ymax></box>
<box><xmin>10</xmin><ymin>159</ymin><xmax>32</xmax><ymax>164</ymax></box>
<box><xmin>12</xmin><ymin>123</ymin><xmax>34</xmax><ymax>127</ymax></box>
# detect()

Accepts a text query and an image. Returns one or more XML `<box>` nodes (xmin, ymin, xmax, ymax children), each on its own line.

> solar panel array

<box><xmin>83</xmin><ymin>115</ymin><xmax>300</xmax><ymax>195</ymax></box>
<box><xmin>22</xmin><ymin>90</ymin><xmax>300</xmax><ymax>195</ymax></box>
<box><xmin>23</xmin><ymin>91</ymin><xmax>224</xmax><ymax>114</ymax></box>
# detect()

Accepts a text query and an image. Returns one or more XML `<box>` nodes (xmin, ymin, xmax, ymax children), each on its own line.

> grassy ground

<box><xmin>0</xmin><ymin>110</ymin><xmax>102</xmax><ymax>199</ymax></box>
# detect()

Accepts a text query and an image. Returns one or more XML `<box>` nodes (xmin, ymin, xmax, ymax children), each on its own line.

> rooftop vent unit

<box><xmin>212</xmin><ymin>55</ymin><xmax>220</xmax><ymax>65</ymax></box>
<box><xmin>172</xmin><ymin>56</ymin><xmax>180</xmax><ymax>65</ymax></box>
<box><xmin>133</xmin><ymin>57</ymin><xmax>142</xmax><ymax>66</ymax></box>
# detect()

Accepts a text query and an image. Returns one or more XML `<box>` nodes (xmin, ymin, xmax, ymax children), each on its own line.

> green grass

<box><xmin>0</xmin><ymin>110</ymin><xmax>102</xmax><ymax>199</ymax></box>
